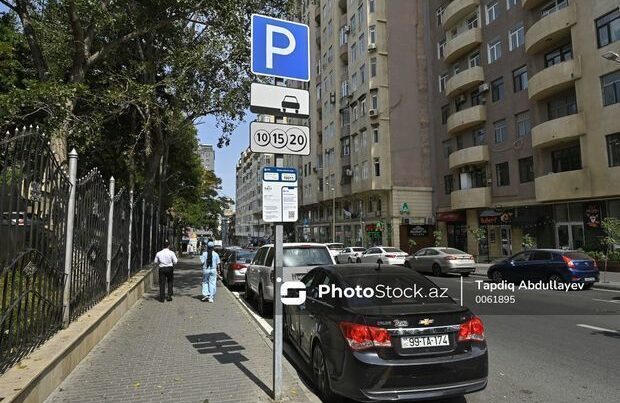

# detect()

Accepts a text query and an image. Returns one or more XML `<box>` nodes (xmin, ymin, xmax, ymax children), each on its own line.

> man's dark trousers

<box><xmin>159</xmin><ymin>266</ymin><xmax>174</xmax><ymax>300</ymax></box>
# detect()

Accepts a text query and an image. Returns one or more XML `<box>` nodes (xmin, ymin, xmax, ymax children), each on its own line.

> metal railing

<box><xmin>0</xmin><ymin>127</ymin><xmax>173</xmax><ymax>373</ymax></box>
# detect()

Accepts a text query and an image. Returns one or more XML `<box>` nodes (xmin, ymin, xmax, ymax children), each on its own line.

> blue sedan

<box><xmin>487</xmin><ymin>249</ymin><xmax>599</xmax><ymax>289</ymax></box>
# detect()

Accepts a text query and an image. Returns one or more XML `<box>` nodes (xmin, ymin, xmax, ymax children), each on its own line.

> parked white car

<box><xmin>405</xmin><ymin>247</ymin><xmax>475</xmax><ymax>276</ymax></box>
<box><xmin>324</xmin><ymin>243</ymin><xmax>345</xmax><ymax>259</ymax></box>
<box><xmin>245</xmin><ymin>243</ymin><xmax>335</xmax><ymax>316</ymax></box>
<box><xmin>336</xmin><ymin>247</ymin><xmax>366</xmax><ymax>263</ymax></box>
<box><xmin>357</xmin><ymin>246</ymin><xmax>409</xmax><ymax>265</ymax></box>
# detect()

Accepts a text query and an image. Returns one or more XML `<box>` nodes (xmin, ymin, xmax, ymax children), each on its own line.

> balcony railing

<box><xmin>528</xmin><ymin>58</ymin><xmax>581</xmax><ymax>101</ymax></box>
<box><xmin>444</xmin><ymin>27</ymin><xmax>482</xmax><ymax>64</ymax></box>
<box><xmin>447</xmin><ymin>105</ymin><xmax>486</xmax><ymax>135</ymax></box>
<box><xmin>442</xmin><ymin>0</ymin><xmax>480</xmax><ymax>31</ymax></box>
<box><xmin>525</xmin><ymin>2</ymin><xmax>576</xmax><ymax>55</ymax></box>
<box><xmin>449</xmin><ymin>145</ymin><xmax>490</xmax><ymax>170</ymax></box>
<box><xmin>451</xmin><ymin>187</ymin><xmax>491</xmax><ymax>210</ymax></box>
<box><xmin>535</xmin><ymin>168</ymin><xmax>591</xmax><ymax>202</ymax></box>
<box><xmin>532</xmin><ymin>112</ymin><xmax>585</xmax><ymax>149</ymax></box>
<box><xmin>446</xmin><ymin>66</ymin><xmax>485</xmax><ymax>99</ymax></box>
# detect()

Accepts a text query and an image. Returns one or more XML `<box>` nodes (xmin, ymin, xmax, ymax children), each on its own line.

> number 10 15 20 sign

<box><xmin>250</xmin><ymin>121</ymin><xmax>310</xmax><ymax>156</ymax></box>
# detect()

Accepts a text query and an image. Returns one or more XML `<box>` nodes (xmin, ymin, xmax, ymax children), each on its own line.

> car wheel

<box><xmin>356</xmin><ymin>258</ymin><xmax>361</xmax><ymax>263</ymax></box>
<box><xmin>432</xmin><ymin>263</ymin><xmax>442</xmax><ymax>277</ymax></box>
<box><xmin>404</xmin><ymin>260</ymin><xmax>411</xmax><ymax>268</ymax></box>
<box><xmin>244</xmin><ymin>277</ymin><xmax>253</xmax><ymax>299</ymax></box>
<box><xmin>312</xmin><ymin>344</ymin><xmax>337</xmax><ymax>402</ymax></box>
<box><xmin>348</xmin><ymin>257</ymin><xmax>353</xmax><ymax>263</ymax></box>
<box><xmin>491</xmin><ymin>270</ymin><xmax>503</xmax><ymax>283</ymax></box>
<box><xmin>461</xmin><ymin>272</ymin><xmax>470</xmax><ymax>277</ymax></box>
<box><xmin>258</xmin><ymin>286</ymin><xmax>271</xmax><ymax>317</ymax></box>
<box><xmin>377</xmin><ymin>259</ymin><xmax>383</xmax><ymax>265</ymax></box>
<box><xmin>548</xmin><ymin>273</ymin><xmax>564</xmax><ymax>284</ymax></box>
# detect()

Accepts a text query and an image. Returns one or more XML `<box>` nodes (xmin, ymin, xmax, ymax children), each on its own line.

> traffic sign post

<box><xmin>250</xmin><ymin>13</ymin><xmax>310</xmax><ymax>401</ymax></box>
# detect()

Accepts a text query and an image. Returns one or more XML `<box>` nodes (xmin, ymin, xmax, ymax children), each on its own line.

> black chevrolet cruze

<box><xmin>283</xmin><ymin>264</ymin><xmax>488</xmax><ymax>402</ymax></box>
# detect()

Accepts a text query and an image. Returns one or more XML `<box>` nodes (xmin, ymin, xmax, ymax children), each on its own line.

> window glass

<box><xmin>488</xmin><ymin>39</ymin><xmax>502</xmax><ymax>63</ymax></box>
<box><xmin>496</xmin><ymin>162</ymin><xmax>510</xmax><ymax>186</ymax></box>
<box><xmin>444</xmin><ymin>175</ymin><xmax>454</xmax><ymax>194</ymax></box>
<box><xmin>509</xmin><ymin>24</ymin><xmax>524</xmax><ymax>50</ymax></box>
<box><xmin>486</xmin><ymin>1</ymin><xmax>499</xmax><ymax>24</ymax></box>
<box><xmin>519</xmin><ymin>157</ymin><xmax>534</xmax><ymax>183</ymax></box>
<box><xmin>596</xmin><ymin>9</ymin><xmax>620</xmax><ymax>48</ymax></box>
<box><xmin>547</xmin><ymin>94</ymin><xmax>577</xmax><ymax>120</ymax></box>
<box><xmin>607</xmin><ymin>133</ymin><xmax>620</xmax><ymax>167</ymax></box>
<box><xmin>552</xmin><ymin>144</ymin><xmax>582</xmax><ymax>173</ymax></box>
<box><xmin>516</xmin><ymin>111</ymin><xmax>531</xmax><ymax>137</ymax></box>
<box><xmin>492</xmin><ymin>77</ymin><xmax>504</xmax><ymax>101</ymax></box>
<box><xmin>531</xmin><ymin>251</ymin><xmax>552</xmax><ymax>261</ymax></box>
<box><xmin>601</xmin><ymin>70</ymin><xmax>620</xmax><ymax>106</ymax></box>
<box><xmin>544</xmin><ymin>43</ymin><xmax>572</xmax><ymax>67</ymax></box>
<box><xmin>265</xmin><ymin>247</ymin><xmax>275</xmax><ymax>267</ymax></box>
<box><xmin>494</xmin><ymin>119</ymin><xmax>507</xmax><ymax>144</ymax></box>
<box><xmin>513</xmin><ymin>66</ymin><xmax>528</xmax><ymax>92</ymax></box>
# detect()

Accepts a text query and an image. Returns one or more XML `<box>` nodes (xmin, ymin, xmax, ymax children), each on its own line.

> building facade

<box><xmin>293</xmin><ymin>0</ymin><xmax>435</xmax><ymax>250</ymax></box>
<box><xmin>198</xmin><ymin>144</ymin><xmax>215</xmax><ymax>171</ymax></box>
<box><xmin>427</xmin><ymin>0</ymin><xmax>620</xmax><ymax>260</ymax></box>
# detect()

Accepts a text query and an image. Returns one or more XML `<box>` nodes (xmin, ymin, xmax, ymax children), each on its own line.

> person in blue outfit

<box><xmin>200</xmin><ymin>240</ymin><xmax>220</xmax><ymax>302</ymax></box>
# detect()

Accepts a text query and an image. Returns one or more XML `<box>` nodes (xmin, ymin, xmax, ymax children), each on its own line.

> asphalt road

<box><xmin>239</xmin><ymin>275</ymin><xmax>620</xmax><ymax>403</ymax></box>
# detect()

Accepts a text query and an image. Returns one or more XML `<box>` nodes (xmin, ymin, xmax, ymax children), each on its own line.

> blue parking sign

<box><xmin>251</xmin><ymin>14</ymin><xmax>310</xmax><ymax>82</ymax></box>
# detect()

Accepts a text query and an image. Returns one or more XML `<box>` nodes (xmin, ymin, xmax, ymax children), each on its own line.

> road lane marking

<box><xmin>592</xmin><ymin>287</ymin><xmax>620</xmax><ymax>293</ymax></box>
<box><xmin>577</xmin><ymin>324</ymin><xmax>620</xmax><ymax>335</ymax></box>
<box><xmin>592</xmin><ymin>298</ymin><xmax>620</xmax><ymax>304</ymax></box>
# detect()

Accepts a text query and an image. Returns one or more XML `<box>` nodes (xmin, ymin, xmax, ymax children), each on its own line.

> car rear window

<box><xmin>439</xmin><ymin>248</ymin><xmax>466</xmax><ymax>255</ymax></box>
<box><xmin>352</xmin><ymin>247</ymin><xmax>365</xmax><ymax>252</ymax></box>
<box><xmin>563</xmin><ymin>252</ymin><xmax>593</xmax><ymax>261</ymax></box>
<box><xmin>283</xmin><ymin>247</ymin><xmax>333</xmax><ymax>267</ymax></box>
<box><xmin>237</xmin><ymin>252</ymin><xmax>256</xmax><ymax>262</ymax></box>
<box><xmin>383</xmin><ymin>247</ymin><xmax>403</xmax><ymax>253</ymax></box>
<box><xmin>340</xmin><ymin>272</ymin><xmax>450</xmax><ymax>306</ymax></box>
<box><xmin>327</xmin><ymin>244</ymin><xmax>344</xmax><ymax>250</ymax></box>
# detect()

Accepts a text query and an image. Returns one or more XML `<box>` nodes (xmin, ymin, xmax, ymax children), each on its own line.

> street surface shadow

<box><xmin>186</xmin><ymin>332</ymin><xmax>271</xmax><ymax>397</ymax></box>
<box><xmin>588</xmin><ymin>330</ymin><xmax>620</xmax><ymax>339</ymax></box>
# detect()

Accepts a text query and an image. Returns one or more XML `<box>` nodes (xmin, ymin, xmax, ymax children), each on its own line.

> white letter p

<box><xmin>266</xmin><ymin>24</ymin><xmax>296</xmax><ymax>69</ymax></box>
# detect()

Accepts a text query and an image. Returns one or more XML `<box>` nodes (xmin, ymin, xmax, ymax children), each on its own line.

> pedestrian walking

<box><xmin>200</xmin><ymin>240</ymin><xmax>220</xmax><ymax>303</ymax></box>
<box><xmin>154</xmin><ymin>240</ymin><xmax>177</xmax><ymax>302</ymax></box>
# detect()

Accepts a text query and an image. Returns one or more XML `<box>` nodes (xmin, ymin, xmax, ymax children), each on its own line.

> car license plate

<box><xmin>401</xmin><ymin>334</ymin><xmax>449</xmax><ymax>349</ymax></box>
<box><xmin>585</xmin><ymin>277</ymin><xmax>595</xmax><ymax>282</ymax></box>
<box><xmin>293</xmin><ymin>273</ymin><xmax>306</xmax><ymax>280</ymax></box>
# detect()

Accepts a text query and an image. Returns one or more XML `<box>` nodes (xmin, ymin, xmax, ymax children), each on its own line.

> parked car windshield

<box><xmin>439</xmin><ymin>248</ymin><xmax>467</xmax><ymax>255</ymax></box>
<box><xmin>383</xmin><ymin>247</ymin><xmax>404</xmax><ymax>253</ymax></box>
<box><xmin>237</xmin><ymin>251</ymin><xmax>256</xmax><ymax>263</ymax></box>
<box><xmin>283</xmin><ymin>247</ymin><xmax>333</xmax><ymax>267</ymax></box>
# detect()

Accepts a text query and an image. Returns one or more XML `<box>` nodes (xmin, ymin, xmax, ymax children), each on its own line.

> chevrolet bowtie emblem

<box><xmin>419</xmin><ymin>318</ymin><xmax>434</xmax><ymax>326</ymax></box>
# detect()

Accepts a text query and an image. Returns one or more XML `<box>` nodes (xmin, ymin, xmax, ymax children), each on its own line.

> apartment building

<box><xmin>198</xmin><ymin>144</ymin><xmax>215</xmax><ymax>171</ymax></box>
<box><xmin>293</xmin><ymin>0</ymin><xmax>434</xmax><ymax>249</ymax></box>
<box><xmin>427</xmin><ymin>0</ymin><xmax>620</xmax><ymax>260</ymax></box>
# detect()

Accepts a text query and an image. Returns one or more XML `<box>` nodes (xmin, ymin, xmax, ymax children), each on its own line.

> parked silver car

<box><xmin>324</xmin><ymin>243</ymin><xmax>345</xmax><ymax>259</ymax></box>
<box><xmin>335</xmin><ymin>247</ymin><xmax>366</xmax><ymax>263</ymax></box>
<box><xmin>357</xmin><ymin>246</ymin><xmax>409</xmax><ymax>265</ymax></box>
<box><xmin>221</xmin><ymin>249</ymin><xmax>256</xmax><ymax>287</ymax></box>
<box><xmin>245</xmin><ymin>243</ymin><xmax>335</xmax><ymax>316</ymax></box>
<box><xmin>406</xmin><ymin>247</ymin><xmax>475</xmax><ymax>276</ymax></box>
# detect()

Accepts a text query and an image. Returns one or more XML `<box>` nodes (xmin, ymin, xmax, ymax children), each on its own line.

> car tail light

<box><xmin>270</xmin><ymin>271</ymin><xmax>275</xmax><ymax>283</ymax></box>
<box><xmin>231</xmin><ymin>263</ymin><xmax>246</xmax><ymax>270</ymax></box>
<box><xmin>458</xmin><ymin>316</ymin><xmax>485</xmax><ymax>342</ymax></box>
<box><xmin>385</xmin><ymin>254</ymin><xmax>396</xmax><ymax>258</ymax></box>
<box><xmin>444</xmin><ymin>255</ymin><xmax>458</xmax><ymax>261</ymax></box>
<box><xmin>339</xmin><ymin>322</ymin><xmax>392</xmax><ymax>350</ymax></box>
<box><xmin>562</xmin><ymin>255</ymin><xmax>575</xmax><ymax>269</ymax></box>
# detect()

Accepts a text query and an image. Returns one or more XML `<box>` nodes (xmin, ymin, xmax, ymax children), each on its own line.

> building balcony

<box><xmin>522</xmin><ymin>0</ymin><xmax>547</xmax><ymax>9</ymax></box>
<box><xmin>535</xmin><ymin>168</ymin><xmax>592</xmax><ymax>202</ymax></box>
<box><xmin>340</xmin><ymin>123</ymin><xmax>350</xmax><ymax>137</ymax></box>
<box><xmin>528</xmin><ymin>58</ymin><xmax>581</xmax><ymax>101</ymax></box>
<box><xmin>532</xmin><ymin>113</ymin><xmax>586</xmax><ymax>149</ymax></box>
<box><xmin>447</xmin><ymin>105</ymin><xmax>486</xmax><ymax>135</ymax></box>
<box><xmin>444</xmin><ymin>28</ymin><xmax>482</xmax><ymax>64</ymax></box>
<box><xmin>451</xmin><ymin>187</ymin><xmax>492</xmax><ymax>210</ymax></box>
<box><xmin>449</xmin><ymin>145</ymin><xmax>490</xmax><ymax>170</ymax></box>
<box><xmin>442</xmin><ymin>0</ymin><xmax>480</xmax><ymax>31</ymax></box>
<box><xmin>446</xmin><ymin>66</ymin><xmax>485</xmax><ymax>98</ymax></box>
<box><xmin>525</xmin><ymin>2</ymin><xmax>576</xmax><ymax>55</ymax></box>
<box><xmin>339</xmin><ymin>42</ymin><xmax>348</xmax><ymax>63</ymax></box>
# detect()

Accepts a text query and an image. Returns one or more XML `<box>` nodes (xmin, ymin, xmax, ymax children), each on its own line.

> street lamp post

<box><xmin>602</xmin><ymin>51</ymin><xmax>620</xmax><ymax>64</ymax></box>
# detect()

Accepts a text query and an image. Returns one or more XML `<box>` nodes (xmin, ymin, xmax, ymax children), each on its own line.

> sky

<box><xmin>196</xmin><ymin>112</ymin><xmax>255</xmax><ymax>203</ymax></box>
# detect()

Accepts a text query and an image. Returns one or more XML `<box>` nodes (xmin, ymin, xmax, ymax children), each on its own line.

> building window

<box><xmin>486</xmin><ymin>1</ymin><xmax>499</xmax><ymax>24</ymax></box>
<box><xmin>439</xmin><ymin>73</ymin><xmax>448</xmax><ymax>93</ymax></box>
<box><xmin>350</xmin><ymin>15</ymin><xmax>356</xmax><ymax>33</ymax></box>
<box><xmin>358</xmin><ymin>33</ymin><xmax>365</xmax><ymax>53</ymax></box>
<box><xmin>552</xmin><ymin>144</ymin><xmax>582</xmax><ymax>172</ymax></box>
<box><xmin>544</xmin><ymin>43</ymin><xmax>573</xmax><ymax>67</ymax></box>
<box><xmin>361</xmin><ymin>129</ymin><xmax>368</xmax><ymax>148</ymax></box>
<box><xmin>509</xmin><ymin>24</ymin><xmax>525</xmax><ymax>50</ymax></box>
<box><xmin>455</xmin><ymin>95</ymin><xmax>467</xmax><ymax>112</ymax></box>
<box><xmin>506</xmin><ymin>0</ymin><xmax>518</xmax><ymax>10</ymax></box>
<box><xmin>471</xmin><ymin>89</ymin><xmax>483</xmax><ymax>106</ymax></box>
<box><xmin>496</xmin><ymin>162</ymin><xmax>510</xmax><ymax>187</ymax></box>
<box><xmin>469</xmin><ymin>51</ymin><xmax>481</xmax><ymax>67</ymax></box>
<box><xmin>541</xmin><ymin>0</ymin><xmax>568</xmax><ymax>18</ymax></box>
<box><xmin>456</xmin><ymin>134</ymin><xmax>464</xmax><ymax>150</ymax></box>
<box><xmin>601</xmin><ymin>70</ymin><xmax>620</xmax><ymax>106</ymax></box>
<box><xmin>369</xmin><ymin>0</ymin><xmax>375</xmax><ymax>13</ymax></box>
<box><xmin>494</xmin><ymin>119</ymin><xmax>507</xmax><ymax>144</ymax></box>
<box><xmin>374</xmin><ymin>158</ymin><xmax>381</xmax><ymax>177</ymax></box>
<box><xmin>519</xmin><ymin>157</ymin><xmax>534</xmax><ymax>183</ymax></box>
<box><xmin>362</xmin><ymin>161</ymin><xmax>369</xmax><ymax>180</ymax></box>
<box><xmin>467</xmin><ymin>14</ymin><xmax>479</xmax><ymax>29</ymax></box>
<box><xmin>371</xmin><ymin>91</ymin><xmax>378</xmax><ymax>110</ymax></box>
<box><xmin>357</xmin><ymin>3</ymin><xmax>364</xmax><ymax>26</ymax></box>
<box><xmin>547</xmin><ymin>94</ymin><xmax>577</xmax><ymax>120</ymax></box>
<box><xmin>596</xmin><ymin>9</ymin><xmax>620</xmax><ymax>48</ymax></box>
<box><xmin>438</xmin><ymin>39</ymin><xmax>446</xmax><ymax>59</ymax></box>
<box><xmin>443</xmin><ymin>139</ymin><xmax>452</xmax><ymax>158</ymax></box>
<box><xmin>444</xmin><ymin>175</ymin><xmax>454</xmax><ymax>194</ymax></box>
<box><xmin>473</xmin><ymin>129</ymin><xmax>486</xmax><ymax>146</ymax></box>
<box><xmin>516</xmin><ymin>111</ymin><xmax>531</xmax><ymax>137</ymax></box>
<box><xmin>436</xmin><ymin>5</ymin><xmax>445</xmax><ymax>26</ymax></box>
<box><xmin>369</xmin><ymin>25</ymin><xmax>376</xmax><ymax>45</ymax></box>
<box><xmin>607</xmin><ymin>133</ymin><xmax>620</xmax><ymax>167</ymax></box>
<box><xmin>488</xmin><ymin>39</ymin><xmax>502</xmax><ymax>63</ymax></box>
<box><xmin>441</xmin><ymin>104</ymin><xmax>450</xmax><ymax>124</ymax></box>
<box><xmin>491</xmin><ymin>77</ymin><xmax>504</xmax><ymax>102</ymax></box>
<box><xmin>370</xmin><ymin>57</ymin><xmax>377</xmax><ymax>77</ymax></box>
<box><xmin>353</xmin><ymin>164</ymin><xmax>360</xmax><ymax>183</ymax></box>
<box><xmin>342</xmin><ymin>137</ymin><xmax>351</xmax><ymax>156</ymax></box>
<box><xmin>360</xmin><ymin>64</ymin><xmax>366</xmax><ymax>85</ymax></box>
<box><xmin>351</xmin><ymin>43</ymin><xmax>357</xmax><ymax>63</ymax></box>
<box><xmin>372</xmin><ymin>128</ymin><xmax>379</xmax><ymax>143</ymax></box>
<box><xmin>513</xmin><ymin>65</ymin><xmax>528</xmax><ymax>92</ymax></box>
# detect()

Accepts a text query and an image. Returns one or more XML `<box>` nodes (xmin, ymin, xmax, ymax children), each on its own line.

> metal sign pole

<box><xmin>273</xmin><ymin>153</ymin><xmax>284</xmax><ymax>401</ymax></box>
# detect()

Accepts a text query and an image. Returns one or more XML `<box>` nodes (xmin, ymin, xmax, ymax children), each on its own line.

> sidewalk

<box><xmin>44</xmin><ymin>258</ymin><xmax>316</xmax><ymax>403</ymax></box>
<box><xmin>473</xmin><ymin>263</ymin><xmax>620</xmax><ymax>290</ymax></box>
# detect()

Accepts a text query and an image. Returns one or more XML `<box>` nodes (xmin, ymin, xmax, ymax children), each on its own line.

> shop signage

<box><xmin>584</xmin><ymin>203</ymin><xmax>601</xmax><ymax>228</ymax></box>
<box><xmin>437</xmin><ymin>211</ymin><xmax>466</xmax><ymax>222</ymax></box>
<box><xmin>409</xmin><ymin>225</ymin><xmax>428</xmax><ymax>237</ymax></box>
<box><xmin>400</xmin><ymin>202</ymin><xmax>410</xmax><ymax>215</ymax></box>
<box><xmin>479</xmin><ymin>209</ymin><xmax>514</xmax><ymax>226</ymax></box>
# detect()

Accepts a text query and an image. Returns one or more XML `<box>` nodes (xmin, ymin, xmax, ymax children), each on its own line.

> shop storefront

<box><xmin>399</xmin><ymin>224</ymin><xmax>434</xmax><ymax>254</ymax></box>
<box><xmin>437</xmin><ymin>212</ymin><xmax>467</xmax><ymax>252</ymax></box>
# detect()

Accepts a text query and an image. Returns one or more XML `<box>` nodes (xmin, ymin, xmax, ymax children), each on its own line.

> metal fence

<box><xmin>0</xmin><ymin>127</ymin><xmax>174</xmax><ymax>374</ymax></box>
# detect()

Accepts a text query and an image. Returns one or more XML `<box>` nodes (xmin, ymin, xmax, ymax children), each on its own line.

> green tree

<box><xmin>601</xmin><ymin>217</ymin><xmax>620</xmax><ymax>280</ymax></box>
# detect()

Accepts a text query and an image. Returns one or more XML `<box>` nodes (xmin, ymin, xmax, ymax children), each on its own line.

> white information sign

<box><xmin>250</xmin><ymin>83</ymin><xmax>310</xmax><ymax>118</ymax></box>
<box><xmin>262</xmin><ymin>167</ymin><xmax>298</xmax><ymax>223</ymax></box>
<box><xmin>250</xmin><ymin>121</ymin><xmax>310</xmax><ymax>156</ymax></box>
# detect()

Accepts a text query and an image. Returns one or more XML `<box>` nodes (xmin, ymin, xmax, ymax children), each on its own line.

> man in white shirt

<box><xmin>154</xmin><ymin>240</ymin><xmax>178</xmax><ymax>302</ymax></box>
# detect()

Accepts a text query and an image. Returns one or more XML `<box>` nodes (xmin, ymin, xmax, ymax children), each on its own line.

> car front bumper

<box><xmin>330</xmin><ymin>347</ymin><xmax>488</xmax><ymax>402</ymax></box>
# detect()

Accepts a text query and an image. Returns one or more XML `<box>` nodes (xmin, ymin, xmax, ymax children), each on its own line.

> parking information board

<box><xmin>250</xmin><ymin>121</ymin><xmax>310</xmax><ymax>156</ymax></box>
<box><xmin>250</xmin><ymin>83</ymin><xmax>310</xmax><ymax>118</ymax></box>
<box><xmin>262</xmin><ymin>167</ymin><xmax>298</xmax><ymax>223</ymax></box>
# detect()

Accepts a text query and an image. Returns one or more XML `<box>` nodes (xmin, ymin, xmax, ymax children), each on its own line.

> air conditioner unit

<box><xmin>344</xmin><ymin>24</ymin><xmax>350</xmax><ymax>34</ymax></box>
<box><xmin>369</xmin><ymin>109</ymin><xmax>378</xmax><ymax>117</ymax></box>
<box><xmin>368</xmin><ymin>43</ymin><xmax>377</xmax><ymax>52</ymax></box>
<box><xmin>478</xmin><ymin>83</ymin><xmax>490</xmax><ymax>92</ymax></box>
<box><xmin>345</xmin><ymin>169</ymin><xmax>353</xmax><ymax>176</ymax></box>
